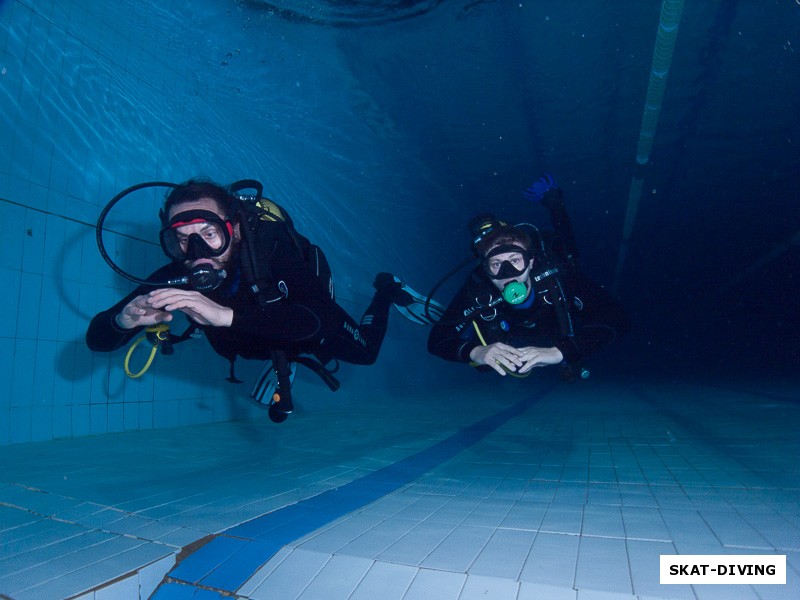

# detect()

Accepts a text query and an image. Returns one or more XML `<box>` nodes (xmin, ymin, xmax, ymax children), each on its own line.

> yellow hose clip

<box><xmin>124</xmin><ymin>324</ymin><xmax>171</xmax><ymax>378</ymax></box>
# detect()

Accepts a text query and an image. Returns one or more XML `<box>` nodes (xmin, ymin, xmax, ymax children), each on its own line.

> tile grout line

<box><xmin>149</xmin><ymin>384</ymin><xmax>556</xmax><ymax>599</ymax></box>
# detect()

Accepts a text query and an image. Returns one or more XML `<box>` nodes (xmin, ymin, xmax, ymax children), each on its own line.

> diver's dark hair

<box><xmin>162</xmin><ymin>179</ymin><xmax>237</xmax><ymax>223</ymax></box>
<box><xmin>475</xmin><ymin>225</ymin><xmax>532</xmax><ymax>257</ymax></box>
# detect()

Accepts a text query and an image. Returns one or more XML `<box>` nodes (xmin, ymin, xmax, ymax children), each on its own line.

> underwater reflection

<box><xmin>237</xmin><ymin>0</ymin><xmax>454</xmax><ymax>27</ymax></box>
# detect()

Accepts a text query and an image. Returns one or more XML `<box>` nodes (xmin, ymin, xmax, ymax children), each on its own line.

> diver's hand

<box><xmin>115</xmin><ymin>294</ymin><xmax>173</xmax><ymax>329</ymax></box>
<box><xmin>523</xmin><ymin>172</ymin><xmax>558</xmax><ymax>202</ymax></box>
<box><xmin>523</xmin><ymin>172</ymin><xmax>563</xmax><ymax>210</ymax></box>
<box><xmin>516</xmin><ymin>346</ymin><xmax>564</xmax><ymax>373</ymax></box>
<box><xmin>145</xmin><ymin>288</ymin><xmax>233</xmax><ymax>327</ymax></box>
<box><xmin>470</xmin><ymin>342</ymin><xmax>525</xmax><ymax>376</ymax></box>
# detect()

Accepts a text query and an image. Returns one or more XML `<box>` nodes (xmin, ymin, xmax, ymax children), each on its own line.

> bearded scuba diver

<box><xmin>87</xmin><ymin>178</ymin><xmax>444</xmax><ymax>423</ymax></box>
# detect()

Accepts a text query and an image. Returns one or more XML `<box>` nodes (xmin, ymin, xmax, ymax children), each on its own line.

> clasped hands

<box><xmin>115</xmin><ymin>288</ymin><xmax>233</xmax><ymax>330</ymax></box>
<box><xmin>470</xmin><ymin>342</ymin><xmax>564</xmax><ymax>376</ymax></box>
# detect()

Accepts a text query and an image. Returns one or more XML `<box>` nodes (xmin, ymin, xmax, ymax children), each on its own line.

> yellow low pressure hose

<box><xmin>471</xmin><ymin>320</ymin><xmax>488</xmax><ymax>346</ymax></box>
<box><xmin>124</xmin><ymin>324</ymin><xmax>171</xmax><ymax>378</ymax></box>
<box><xmin>469</xmin><ymin>320</ymin><xmax>529</xmax><ymax>378</ymax></box>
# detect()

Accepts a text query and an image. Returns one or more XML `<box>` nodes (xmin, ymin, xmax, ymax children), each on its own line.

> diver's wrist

<box><xmin>222</xmin><ymin>308</ymin><xmax>234</xmax><ymax>327</ymax></box>
<box><xmin>467</xmin><ymin>344</ymin><xmax>484</xmax><ymax>363</ymax></box>
<box><xmin>113</xmin><ymin>313</ymin><xmax>132</xmax><ymax>330</ymax></box>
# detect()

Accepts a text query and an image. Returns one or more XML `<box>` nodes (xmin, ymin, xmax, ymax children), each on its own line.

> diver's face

<box><xmin>485</xmin><ymin>250</ymin><xmax>532</xmax><ymax>294</ymax></box>
<box><xmin>168</xmin><ymin>198</ymin><xmax>240</xmax><ymax>272</ymax></box>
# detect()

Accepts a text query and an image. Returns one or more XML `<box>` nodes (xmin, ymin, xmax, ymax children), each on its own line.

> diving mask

<box><xmin>483</xmin><ymin>244</ymin><xmax>532</xmax><ymax>280</ymax></box>
<box><xmin>483</xmin><ymin>244</ymin><xmax>533</xmax><ymax>305</ymax></box>
<box><xmin>159</xmin><ymin>209</ymin><xmax>234</xmax><ymax>262</ymax></box>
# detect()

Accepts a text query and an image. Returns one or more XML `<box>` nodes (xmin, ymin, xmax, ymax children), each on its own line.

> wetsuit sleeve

<box><xmin>554</xmin><ymin>272</ymin><xmax>630</xmax><ymax>364</ymax></box>
<box><xmin>85</xmin><ymin>264</ymin><xmax>178</xmax><ymax>352</ymax></box>
<box><xmin>427</xmin><ymin>282</ymin><xmax>483</xmax><ymax>363</ymax></box>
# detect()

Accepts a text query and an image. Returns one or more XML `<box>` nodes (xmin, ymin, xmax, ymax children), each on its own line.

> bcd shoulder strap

<box><xmin>229</xmin><ymin>180</ymin><xmax>322</xmax><ymax>308</ymax></box>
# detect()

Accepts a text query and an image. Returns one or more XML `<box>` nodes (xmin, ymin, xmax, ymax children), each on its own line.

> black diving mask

<box><xmin>483</xmin><ymin>244</ymin><xmax>533</xmax><ymax>305</ymax></box>
<box><xmin>483</xmin><ymin>244</ymin><xmax>532</xmax><ymax>280</ymax></box>
<box><xmin>159</xmin><ymin>209</ymin><xmax>234</xmax><ymax>262</ymax></box>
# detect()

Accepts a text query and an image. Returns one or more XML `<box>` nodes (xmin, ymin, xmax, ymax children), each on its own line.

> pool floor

<box><xmin>0</xmin><ymin>377</ymin><xmax>797</xmax><ymax>600</ymax></box>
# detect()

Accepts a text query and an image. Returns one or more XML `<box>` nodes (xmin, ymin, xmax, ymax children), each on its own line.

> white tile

<box><xmin>296</xmin><ymin>554</ymin><xmax>373</xmax><ymax>600</ymax></box>
<box><xmin>700</xmin><ymin>509</ymin><xmax>772</xmax><ymax>549</ymax></box>
<box><xmin>499</xmin><ymin>500</ymin><xmax>548</xmax><ymax>531</ymax></box>
<box><xmin>518</xmin><ymin>581</ymin><xmax>577</xmax><ymax>600</ymax></box>
<box><xmin>298</xmin><ymin>512</ymin><xmax>387</xmax><ymax>553</ymax></box>
<box><xmin>574</xmin><ymin>536</ymin><xmax>631</xmax><ymax>594</ymax></box>
<box><xmin>421</xmin><ymin>525</ymin><xmax>495</xmax><ymax>572</ymax></box>
<box><xmin>430</xmin><ymin>496</ymin><xmax>484</xmax><ymax>525</ymax></box>
<box><xmin>338</xmin><ymin>517</ymin><xmax>420</xmax><ymax>559</ymax></box>
<box><xmin>519</xmin><ymin>532</ymin><xmax>579</xmax><ymax>586</ymax></box>
<box><xmin>648</xmin><ymin>480</ymin><xmax>686</xmax><ymax>499</ymax></box>
<box><xmin>753</xmin><ymin>579</ymin><xmax>800</xmax><ymax>600</ymax></box>
<box><xmin>0</xmin><ymin>370</ymin><xmax>796</xmax><ymax>600</ymax></box>
<box><xmin>575</xmin><ymin>590</ymin><xmax>637</xmax><ymax>600</ymax></box>
<box><xmin>378</xmin><ymin>521</ymin><xmax>456</xmax><ymax>565</ymax></box>
<box><xmin>12</xmin><ymin>539</ymin><xmax>161</xmax><ymax>600</ymax></box>
<box><xmin>620</xmin><ymin>506</ymin><xmax>671</xmax><ymax>541</ymax></box>
<box><xmin>588</xmin><ymin>467</ymin><xmax>616</xmax><ymax>483</ymax></box>
<box><xmin>403</xmin><ymin>568</ymin><xmax>466</xmax><ymax>600</ymax></box>
<box><xmin>0</xmin><ymin>530</ymin><xmax>114</xmax><ymax>588</ymax></box>
<box><xmin>692</xmin><ymin>584</ymin><xmax>761</xmax><ymax>600</ymax></box>
<box><xmin>660</xmin><ymin>509</ymin><xmax>720</xmax><ymax>547</ymax></box>
<box><xmin>581</xmin><ymin>505</ymin><xmax>625</xmax><ymax>538</ymax></box>
<box><xmin>461</xmin><ymin>498</ymin><xmax>514</xmax><ymax>528</ymax></box>
<box><xmin>348</xmin><ymin>561</ymin><xmax>418</xmax><ymax>600</ymax></box>
<box><xmin>540</xmin><ymin>504</ymin><xmax>584</xmax><ymax>535</ymax></box>
<box><xmin>457</xmin><ymin>574</ymin><xmax>518</xmax><ymax>600</ymax></box>
<box><xmin>554</xmin><ymin>481</ymin><xmax>588</xmax><ymax>504</ymax></box>
<box><xmin>137</xmin><ymin>555</ymin><xmax>174</xmax><ymax>600</ymax></box>
<box><xmin>520</xmin><ymin>481</ymin><xmax>557</xmax><ymax>503</ymax></box>
<box><xmin>533</xmin><ymin>465</ymin><xmax>563</xmax><ymax>481</ymax></box>
<box><xmin>626</xmin><ymin>539</ymin><xmax>693</xmax><ymax>600</ymax></box>
<box><xmin>239</xmin><ymin>546</ymin><xmax>295</xmax><ymax>596</ymax></box>
<box><xmin>586</xmin><ymin>483</ymin><xmax>622</xmax><ymax>506</ymax></box>
<box><xmin>94</xmin><ymin>574</ymin><xmax>138</xmax><ymax>600</ymax></box>
<box><xmin>247</xmin><ymin>548</ymin><xmax>330</xmax><ymax>600</ymax></box>
<box><xmin>461</xmin><ymin>476</ymin><xmax>504</xmax><ymax>498</ymax></box>
<box><xmin>468</xmin><ymin>528</ymin><xmax>536</xmax><ymax>579</ymax></box>
<box><xmin>741</xmin><ymin>510</ymin><xmax>800</xmax><ymax>551</ymax></box>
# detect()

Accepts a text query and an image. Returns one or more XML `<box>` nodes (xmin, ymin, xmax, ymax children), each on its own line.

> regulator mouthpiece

<box><xmin>168</xmin><ymin>266</ymin><xmax>227</xmax><ymax>292</ymax></box>
<box><xmin>502</xmin><ymin>281</ymin><xmax>528</xmax><ymax>305</ymax></box>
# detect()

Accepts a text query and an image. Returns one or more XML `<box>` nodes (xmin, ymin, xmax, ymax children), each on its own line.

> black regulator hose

<box><xmin>424</xmin><ymin>255</ymin><xmax>479</xmax><ymax>324</ymax></box>
<box><xmin>95</xmin><ymin>181</ymin><xmax>178</xmax><ymax>286</ymax></box>
<box><xmin>95</xmin><ymin>181</ymin><xmax>228</xmax><ymax>292</ymax></box>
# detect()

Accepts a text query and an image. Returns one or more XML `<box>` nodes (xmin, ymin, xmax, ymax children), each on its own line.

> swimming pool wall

<box><xmin>0</xmin><ymin>0</ymin><xmax>453</xmax><ymax>446</ymax></box>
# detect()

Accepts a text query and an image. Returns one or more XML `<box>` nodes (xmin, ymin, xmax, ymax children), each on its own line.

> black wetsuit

<box><xmin>429</xmin><ymin>186</ymin><xmax>628</xmax><ymax>374</ymax></box>
<box><xmin>86</xmin><ymin>239</ymin><xmax>391</xmax><ymax>367</ymax></box>
<box><xmin>427</xmin><ymin>263</ymin><xmax>629</xmax><ymax>373</ymax></box>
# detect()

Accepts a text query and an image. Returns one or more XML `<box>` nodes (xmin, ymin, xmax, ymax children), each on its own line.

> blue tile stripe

<box><xmin>153</xmin><ymin>386</ymin><xmax>552</xmax><ymax>598</ymax></box>
<box><xmin>150</xmin><ymin>582</ymin><xmax>228</xmax><ymax>599</ymax></box>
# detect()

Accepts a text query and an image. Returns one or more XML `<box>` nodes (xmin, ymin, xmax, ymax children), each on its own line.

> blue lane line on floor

<box><xmin>152</xmin><ymin>386</ymin><xmax>552</xmax><ymax>598</ymax></box>
<box><xmin>150</xmin><ymin>582</ymin><xmax>227</xmax><ymax>599</ymax></box>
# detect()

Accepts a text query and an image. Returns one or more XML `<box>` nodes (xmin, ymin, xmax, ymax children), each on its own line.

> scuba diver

<box><xmin>86</xmin><ymin>179</ymin><xmax>441</xmax><ymax>421</ymax></box>
<box><xmin>427</xmin><ymin>174</ymin><xmax>629</xmax><ymax>380</ymax></box>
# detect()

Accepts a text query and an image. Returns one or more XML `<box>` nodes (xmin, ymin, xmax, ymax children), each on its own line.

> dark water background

<box><xmin>240</xmin><ymin>1</ymin><xmax>800</xmax><ymax>379</ymax></box>
<box><xmin>6</xmin><ymin>0</ymin><xmax>797</xmax><ymax>385</ymax></box>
